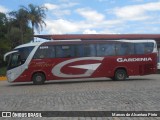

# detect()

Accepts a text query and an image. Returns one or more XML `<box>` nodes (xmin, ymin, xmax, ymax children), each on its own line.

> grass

<box><xmin>0</xmin><ymin>67</ymin><xmax>6</xmax><ymax>76</ymax></box>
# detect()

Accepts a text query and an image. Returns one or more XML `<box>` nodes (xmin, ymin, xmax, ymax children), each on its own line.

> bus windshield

<box><xmin>7</xmin><ymin>46</ymin><xmax>34</xmax><ymax>70</ymax></box>
<box><xmin>8</xmin><ymin>52</ymin><xmax>21</xmax><ymax>69</ymax></box>
<box><xmin>14</xmin><ymin>46</ymin><xmax>34</xmax><ymax>61</ymax></box>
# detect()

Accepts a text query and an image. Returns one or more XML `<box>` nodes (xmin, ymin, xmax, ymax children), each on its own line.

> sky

<box><xmin>1</xmin><ymin>0</ymin><xmax>160</xmax><ymax>35</ymax></box>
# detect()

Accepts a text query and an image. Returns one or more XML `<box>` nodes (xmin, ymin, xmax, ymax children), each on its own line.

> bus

<box><xmin>4</xmin><ymin>39</ymin><xmax>157</xmax><ymax>84</ymax></box>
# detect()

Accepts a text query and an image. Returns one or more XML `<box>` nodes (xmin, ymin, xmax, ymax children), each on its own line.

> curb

<box><xmin>0</xmin><ymin>76</ymin><xmax>7</xmax><ymax>81</ymax></box>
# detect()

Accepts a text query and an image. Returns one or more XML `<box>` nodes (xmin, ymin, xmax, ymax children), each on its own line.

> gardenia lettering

<box><xmin>117</xmin><ymin>57</ymin><xmax>152</xmax><ymax>62</ymax></box>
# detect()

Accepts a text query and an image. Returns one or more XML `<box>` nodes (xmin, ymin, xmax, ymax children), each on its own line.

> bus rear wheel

<box><xmin>114</xmin><ymin>69</ymin><xmax>127</xmax><ymax>81</ymax></box>
<box><xmin>32</xmin><ymin>73</ymin><xmax>45</xmax><ymax>85</ymax></box>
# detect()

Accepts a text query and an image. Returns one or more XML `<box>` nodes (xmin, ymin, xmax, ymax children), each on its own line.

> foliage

<box><xmin>0</xmin><ymin>4</ymin><xmax>47</xmax><ymax>68</ymax></box>
<box><xmin>0</xmin><ymin>67</ymin><xmax>6</xmax><ymax>76</ymax></box>
<box><xmin>0</xmin><ymin>12</ymin><xmax>10</xmax><ymax>67</ymax></box>
<box><xmin>9</xmin><ymin>8</ymin><xmax>29</xmax><ymax>43</ymax></box>
<box><xmin>21</xmin><ymin>4</ymin><xmax>47</xmax><ymax>34</ymax></box>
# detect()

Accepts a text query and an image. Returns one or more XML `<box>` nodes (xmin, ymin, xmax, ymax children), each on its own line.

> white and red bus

<box><xmin>4</xmin><ymin>39</ymin><xmax>157</xmax><ymax>84</ymax></box>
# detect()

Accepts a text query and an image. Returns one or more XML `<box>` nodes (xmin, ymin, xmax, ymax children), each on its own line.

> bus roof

<box><xmin>15</xmin><ymin>42</ymin><xmax>44</xmax><ymax>49</ymax></box>
<box><xmin>114</xmin><ymin>39</ymin><xmax>156</xmax><ymax>43</ymax></box>
<box><xmin>41</xmin><ymin>39</ymin><xmax>156</xmax><ymax>46</ymax></box>
<box><xmin>14</xmin><ymin>39</ymin><xmax>156</xmax><ymax>49</ymax></box>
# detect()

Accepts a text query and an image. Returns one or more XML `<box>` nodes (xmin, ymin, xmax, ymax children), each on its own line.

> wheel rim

<box><xmin>117</xmin><ymin>72</ymin><xmax>125</xmax><ymax>79</ymax></box>
<box><xmin>36</xmin><ymin>76</ymin><xmax>42</xmax><ymax>82</ymax></box>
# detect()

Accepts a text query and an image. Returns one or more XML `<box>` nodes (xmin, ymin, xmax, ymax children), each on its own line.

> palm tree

<box><xmin>21</xmin><ymin>4</ymin><xmax>47</xmax><ymax>35</ymax></box>
<box><xmin>9</xmin><ymin>9</ymin><xmax>28</xmax><ymax>43</ymax></box>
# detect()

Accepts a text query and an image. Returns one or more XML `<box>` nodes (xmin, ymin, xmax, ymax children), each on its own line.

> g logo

<box><xmin>52</xmin><ymin>57</ymin><xmax>104</xmax><ymax>78</ymax></box>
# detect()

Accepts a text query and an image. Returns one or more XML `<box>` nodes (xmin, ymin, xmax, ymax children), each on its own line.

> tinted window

<box><xmin>144</xmin><ymin>42</ymin><xmax>154</xmax><ymax>53</ymax></box>
<box><xmin>135</xmin><ymin>42</ymin><xmax>154</xmax><ymax>54</ymax></box>
<box><xmin>56</xmin><ymin>45</ymin><xmax>74</xmax><ymax>58</ymax></box>
<box><xmin>8</xmin><ymin>52</ymin><xmax>21</xmax><ymax>69</ymax></box>
<box><xmin>135</xmin><ymin>43</ymin><xmax>145</xmax><ymax>54</ymax></box>
<box><xmin>97</xmin><ymin>43</ymin><xmax>115</xmax><ymax>56</ymax></box>
<box><xmin>116</xmin><ymin>43</ymin><xmax>134</xmax><ymax>55</ymax></box>
<box><xmin>84</xmin><ymin>44</ymin><xmax>96</xmax><ymax>57</ymax></box>
<box><xmin>34</xmin><ymin>46</ymin><xmax>55</xmax><ymax>59</ymax></box>
<box><xmin>75</xmin><ymin>45</ymin><xmax>84</xmax><ymax>57</ymax></box>
<box><xmin>15</xmin><ymin>46</ymin><xmax>34</xmax><ymax>61</ymax></box>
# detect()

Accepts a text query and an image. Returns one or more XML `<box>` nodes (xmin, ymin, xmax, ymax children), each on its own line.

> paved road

<box><xmin>0</xmin><ymin>74</ymin><xmax>160</xmax><ymax>120</ymax></box>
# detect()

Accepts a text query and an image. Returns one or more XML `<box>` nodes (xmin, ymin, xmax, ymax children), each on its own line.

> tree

<box><xmin>0</xmin><ymin>12</ymin><xmax>7</xmax><ymax>25</ymax></box>
<box><xmin>21</xmin><ymin>4</ymin><xmax>47</xmax><ymax>35</ymax></box>
<box><xmin>0</xmin><ymin>12</ymin><xmax>10</xmax><ymax>66</ymax></box>
<box><xmin>0</xmin><ymin>3</ymin><xmax>47</xmax><ymax>69</ymax></box>
<box><xmin>8</xmin><ymin>27</ymin><xmax>21</xmax><ymax>47</ymax></box>
<box><xmin>9</xmin><ymin>9</ymin><xmax>28</xmax><ymax>43</ymax></box>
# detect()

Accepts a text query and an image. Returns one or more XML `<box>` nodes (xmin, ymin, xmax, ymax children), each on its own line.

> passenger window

<box><xmin>84</xmin><ymin>44</ymin><xmax>96</xmax><ymax>57</ymax></box>
<box><xmin>97</xmin><ymin>43</ymin><xmax>115</xmax><ymax>56</ymax></box>
<box><xmin>34</xmin><ymin>46</ymin><xmax>55</xmax><ymax>59</ymax></box>
<box><xmin>56</xmin><ymin>45</ymin><xmax>75</xmax><ymax>58</ymax></box>
<box><xmin>135</xmin><ymin>42</ymin><xmax>154</xmax><ymax>54</ymax></box>
<box><xmin>144</xmin><ymin>43</ymin><xmax>154</xmax><ymax>53</ymax></box>
<box><xmin>135</xmin><ymin>43</ymin><xmax>145</xmax><ymax>54</ymax></box>
<box><xmin>116</xmin><ymin>43</ymin><xmax>134</xmax><ymax>55</ymax></box>
<box><xmin>75</xmin><ymin>45</ymin><xmax>84</xmax><ymax>57</ymax></box>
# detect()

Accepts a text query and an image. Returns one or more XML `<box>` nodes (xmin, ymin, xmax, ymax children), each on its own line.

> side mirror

<box><xmin>4</xmin><ymin>56</ymin><xmax>9</xmax><ymax>66</ymax></box>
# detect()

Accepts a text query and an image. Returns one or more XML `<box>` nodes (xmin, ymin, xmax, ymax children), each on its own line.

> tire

<box><xmin>32</xmin><ymin>73</ymin><xmax>45</xmax><ymax>85</ymax></box>
<box><xmin>114</xmin><ymin>69</ymin><xmax>127</xmax><ymax>81</ymax></box>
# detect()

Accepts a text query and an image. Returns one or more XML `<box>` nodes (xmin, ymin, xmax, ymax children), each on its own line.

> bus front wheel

<box><xmin>32</xmin><ymin>73</ymin><xmax>45</xmax><ymax>85</ymax></box>
<box><xmin>114</xmin><ymin>69</ymin><xmax>127</xmax><ymax>81</ymax></box>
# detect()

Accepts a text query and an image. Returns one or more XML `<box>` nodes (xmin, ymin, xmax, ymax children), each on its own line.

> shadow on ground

<box><xmin>5</xmin><ymin>77</ymin><xmax>153</xmax><ymax>87</ymax></box>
